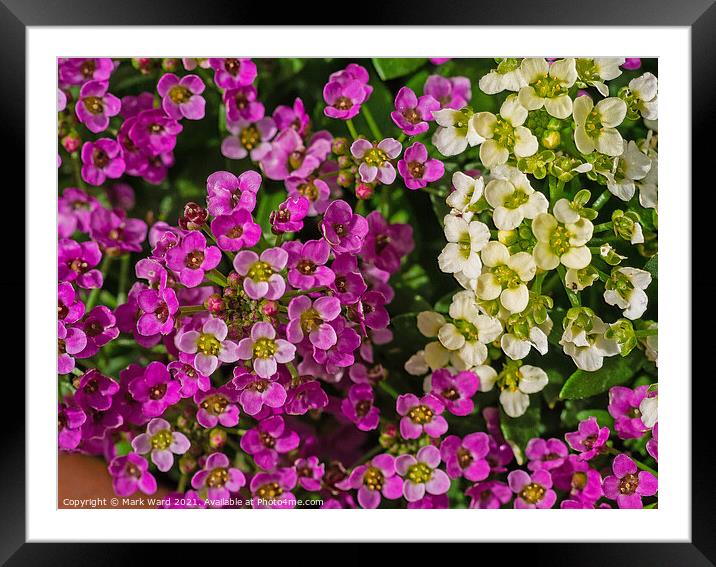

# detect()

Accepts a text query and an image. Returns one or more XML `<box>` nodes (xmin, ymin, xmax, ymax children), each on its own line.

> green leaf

<box><xmin>500</xmin><ymin>405</ymin><xmax>542</xmax><ymax>463</ymax></box>
<box><xmin>559</xmin><ymin>351</ymin><xmax>644</xmax><ymax>400</ymax></box>
<box><xmin>434</xmin><ymin>291</ymin><xmax>456</xmax><ymax>313</ymax></box>
<box><xmin>387</xmin><ymin>313</ymin><xmax>429</xmax><ymax>353</ymax></box>
<box><xmin>372</xmin><ymin>58</ymin><xmax>427</xmax><ymax>81</ymax></box>
<box><xmin>643</xmin><ymin>254</ymin><xmax>658</xmax><ymax>280</ymax></box>
<box><xmin>255</xmin><ymin>188</ymin><xmax>286</xmax><ymax>237</ymax></box>
<box><xmin>575</xmin><ymin>409</ymin><xmax>614</xmax><ymax>429</ymax></box>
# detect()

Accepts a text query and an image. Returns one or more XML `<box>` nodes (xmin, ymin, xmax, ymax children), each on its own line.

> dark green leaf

<box><xmin>575</xmin><ymin>409</ymin><xmax>614</xmax><ymax>429</ymax></box>
<box><xmin>559</xmin><ymin>351</ymin><xmax>644</xmax><ymax>400</ymax></box>
<box><xmin>643</xmin><ymin>254</ymin><xmax>658</xmax><ymax>280</ymax></box>
<box><xmin>500</xmin><ymin>405</ymin><xmax>542</xmax><ymax>463</ymax></box>
<box><xmin>372</xmin><ymin>58</ymin><xmax>427</xmax><ymax>81</ymax></box>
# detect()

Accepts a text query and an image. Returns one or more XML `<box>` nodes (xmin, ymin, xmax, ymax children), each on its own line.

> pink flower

<box><xmin>603</xmin><ymin>454</ymin><xmax>657</xmax><ymax>508</ymax></box>
<box><xmin>424</xmin><ymin>74</ymin><xmax>471</xmax><ymax>109</ymax></box>
<box><xmin>391</xmin><ymin>87</ymin><xmax>439</xmax><ymax>136</ymax></box>
<box><xmin>75</xmin><ymin>80</ymin><xmax>121</xmax><ymax>133</ymax></box>
<box><xmin>165</xmin><ymin>231</ymin><xmax>222</xmax><ymax>288</ymax></box>
<box><xmin>397</xmin><ymin>142</ymin><xmax>445</xmax><ymax>190</ymax></box>
<box><xmin>233</xmin><ymin>247</ymin><xmax>288</xmax><ymax>300</ymax></box>
<box><xmin>396</xmin><ymin>393</ymin><xmax>448</xmax><ymax>439</ymax></box>
<box><xmin>286</xmin><ymin>295</ymin><xmax>342</xmax><ymax>349</ymax></box>
<box><xmin>350</xmin><ymin>138</ymin><xmax>402</xmax><ymax>185</ymax></box>
<box><xmin>341</xmin><ymin>383</ymin><xmax>380</xmax><ymax>431</ymax></box>
<box><xmin>507</xmin><ymin>469</ymin><xmax>557</xmax><ymax>509</ymax></box>
<box><xmin>191</xmin><ymin>452</ymin><xmax>246</xmax><ymax>501</ymax></box>
<box><xmin>336</xmin><ymin>454</ymin><xmax>403</xmax><ymax>508</ymax></box>
<box><xmin>131</xmin><ymin>418</ymin><xmax>191</xmax><ymax>472</ymax></box>
<box><xmin>208</xmin><ymin>58</ymin><xmax>257</xmax><ymax>89</ymax></box>
<box><xmin>157</xmin><ymin>73</ymin><xmax>206</xmax><ymax>120</ymax></box>
<box><xmin>237</xmin><ymin>321</ymin><xmax>296</xmax><ymax>378</ymax></box>
<box><xmin>176</xmin><ymin>317</ymin><xmax>240</xmax><ymax>376</ymax></box>
<box><xmin>396</xmin><ymin>445</ymin><xmax>451</xmax><ymax>502</ymax></box>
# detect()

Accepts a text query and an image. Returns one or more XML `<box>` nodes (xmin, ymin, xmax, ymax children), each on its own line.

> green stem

<box><xmin>361</xmin><ymin>105</ymin><xmax>383</xmax><ymax>140</ymax></box>
<box><xmin>422</xmin><ymin>186</ymin><xmax>447</xmax><ymax>198</ymax></box>
<box><xmin>549</xmin><ymin>178</ymin><xmax>565</xmax><ymax>203</ymax></box>
<box><xmin>283</xmin><ymin>286</ymin><xmax>326</xmax><ymax>298</ymax></box>
<box><xmin>635</xmin><ymin>328</ymin><xmax>658</xmax><ymax>338</ymax></box>
<box><xmin>353</xmin><ymin>444</ymin><xmax>384</xmax><ymax>467</ymax></box>
<box><xmin>70</xmin><ymin>152</ymin><xmax>86</xmax><ymax>190</ymax></box>
<box><xmin>346</xmin><ymin>119</ymin><xmax>359</xmax><ymax>141</ymax></box>
<box><xmin>180</xmin><ymin>304</ymin><xmax>207</xmax><ymax>315</ymax></box>
<box><xmin>633</xmin><ymin>458</ymin><xmax>658</xmax><ymax>477</ymax></box>
<box><xmin>274</xmin><ymin>233</ymin><xmax>284</xmax><ymax>247</ymax></box>
<box><xmin>85</xmin><ymin>255</ymin><xmax>113</xmax><ymax>311</ymax></box>
<box><xmin>532</xmin><ymin>272</ymin><xmax>547</xmax><ymax>295</ymax></box>
<box><xmin>377</xmin><ymin>380</ymin><xmax>399</xmax><ymax>400</ymax></box>
<box><xmin>592</xmin><ymin>189</ymin><xmax>612</xmax><ymax>211</ymax></box>
<box><xmin>117</xmin><ymin>253</ymin><xmax>130</xmax><ymax>305</ymax></box>
<box><xmin>593</xmin><ymin>222</ymin><xmax>614</xmax><ymax>233</ymax></box>
<box><xmin>397</xmin><ymin>132</ymin><xmax>406</xmax><ymax>144</ymax></box>
<box><xmin>205</xmin><ymin>270</ymin><xmax>227</xmax><ymax>287</ymax></box>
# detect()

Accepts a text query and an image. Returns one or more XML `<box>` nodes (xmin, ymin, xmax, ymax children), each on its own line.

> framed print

<box><xmin>3</xmin><ymin>0</ymin><xmax>712</xmax><ymax>562</ymax></box>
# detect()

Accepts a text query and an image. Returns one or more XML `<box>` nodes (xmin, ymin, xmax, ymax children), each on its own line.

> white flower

<box><xmin>573</xmin><ymin>95</ymin><xmax>627</xmax><ymax>156</ymax></box>
<box><xmin>532</xmin><ymin>211</ymin><xmax>594</xmax><ymax>271</ymax></box>
<box><xmin>628</xmin><ymin>72</ymin><xmax>658</xmax><ymax>120</ymax></box>
<box><xmin>473</xmin><ymin>364</ymin><xmax>498</xmax><ymax>392</ymax></box>
<box><xmin>432</xmin><ymin>108</ymin><xmax>484</xmax><ymax>157</ymax></box>
<box><xmin>604</xmin><ymin>140</ymin><xmax>652</xmax><ymax>201</ymax></box>
<box><xmin>639</xmin><ymin>390</ymin><xmax>658</xmax><ymax>428</ymax></box>
<box><xmin>477</xmin><ymin>241</ymin><xmax>536</xmax><ymax>313</ymax></box>
<box><xmin>575</xmin><ymin>57</ymin><xmax>624</xmax><ymax>96</ymax></box>
<box><xmin>405</xmin><ymin>350</ymin><xmax>429</xmax><ymax>376</ymax></box>
<box><xmin>518</xmin><ymin>58</ymin><xmax>578</xmax><ymax>119</ymax></box>
<box><xmin>604</xmin><ymin>267</ymin><xmax>652</xmax><ymax>320</ymax></box>
<box><xmin>484</xmin><ymin>165</ymin><xmax>548</xmax><ymax>230</ymax></box>
<box><xmin>446</xmin><ymin>171</ymin><xmax>485</xmax><ymax>222</ymax></box>
<box><xmin>423</xmin><ymin>340</ymin><xmax>451</xmax><ymax>370</ymax></box>
<box><xmin>636</xmin><ymin>152</ymin><xmax>658</xmax><ymax>209</ymax></box>
<box><xmin>494</xmin><ymin>362</ymin><xmax>549</xmax><ymax>418</ymax></box>
<box><xmin>438</xmin><ymin>215</ymin><xmax>490</xmax><ymax>279</ymax></box>
<box><xmin>565</xmin><ymin>266</ymin><xmax>599</xmax><ymax>291</ymax></box>
<box><xmin>417</xmin><ymin>311</ymin><xmax>446</xmax><ymax>338</ymax></box>
<box><xmin>501</xmin><ymin>319</ymin><xmax>552</xmax><ymax>360</ymax></box>
<box><xmin>639</xmin><ymin>322</ymin><xmax>658</xmax><ymax>367</ymax></box>
<box><xmin>560</xmin><ymin>310</ymin><xmax>619</xmax><ymax>371</ymax></box>
<box><xmin>479</xmin><ymin>58</ymin><xmax>527</xmax><ymax>95</ymax></box>
<box><xmin>472</xmin><ymin>95</ymin><xmax>538</xmax><ymax>167</ymax></box>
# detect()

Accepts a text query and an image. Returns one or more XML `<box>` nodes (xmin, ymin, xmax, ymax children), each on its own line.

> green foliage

<box><xmin>372</xmin><ymin>58</ymin><xmax>427</xmax><ymax>81</ymax></box>
<box><xmin>559</xmin><ymin>351</ymin><xmax>645</xmax><ymax>400</ymax></box>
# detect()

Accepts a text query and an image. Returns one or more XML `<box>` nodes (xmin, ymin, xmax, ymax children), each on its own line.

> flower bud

<box><xmin>178</xmin><ymin>454</ymin><xmax>197</xmax><ymax>475</ymax></box>
<box><xmin>208</xmin><ymin>428</ymin><xmax>227</xmax><ymax>449</ymax></box>
<box><xmin>162</xmin><ymin>58</ymin><xmax>180</xmax><ymax>72</ymax></box>
<box><xmin>179</xmin><ymin>202</ymin><xmax>208</xmax><ymax>230</ymax></box>
<box><xmin>541</xmin><ymin>130</ymin><xmax>561</xmax><ymax>149</ymax></box>
<box><xmin>226</xmin><ymin>271</ymin><xmax>241</xmax><ymax>287</ymax></box>
<box><xmin>206</xmin><ymin>294</ymin><xmax>224</xmax><ymax>315</ymax></box>
<box><xmin>332</xmin><ymin>137</ymin><xmax>349</xmax><ymax>155</ymax></box>
<box><xmin>62</xmin><ymin>132</ymin><xmax>81</xmax><ymax>154</ymax></box>
<box><xmin>336</xmin><ymin>170</ymin><xmax>354</xmax><ymax>188</ymax></box>
<box><xmin>132</xmin><ymin>57</ymin><xmax>155</xmax><ymax>75</ymax></box>
<box><xmin>261</xmin><ymin>300</ymin><xmax>279</xmax><ymax>317</ymax></box>
<box><xmin>355</xmin><ymin>183</ymin><xmax>374</xmax><ymax>200</ymax></box>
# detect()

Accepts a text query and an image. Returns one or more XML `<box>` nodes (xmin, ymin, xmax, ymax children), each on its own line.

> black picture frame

<box><xmin>4</xmin><ymin>0</ymin><xmax>710</xmax><ymax>563</ymax></box>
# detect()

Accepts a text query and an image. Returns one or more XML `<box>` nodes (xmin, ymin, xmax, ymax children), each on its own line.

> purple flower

<box><xmin>323</xmin><ymin>64</ymin><xmax>373</xmax><ymax>120</ymax></box>
<box><xmin>552</xmin><ymin>455</ymin><xmax>604</xmax><ymax>504</ymax></box>
<box><xmin>81</xmin><ymin>138</ymin><xmax>125</xmax><ymax>186</ymax></box>
<box><xmin>59</xmin><ymin>58</ymin><xmax>114</xmax><ymax>86</ymax></box>
<box><xmin>157</xmin><ymin>73</ymin><xmax>206</xmax><ymax>120</ymax></box>
<box><xmin>58</xmin><ymin>239</ymin><xmax>103</xmax><ymax>289</ymax></box>
<box><xmin>119</xmin><ymin>91</ymin><xmax>154</xmax><ymax>119</ymax></box>
<box><xmin>647</xmin><ymin>422</ymin><xmax>658</xmax><ymax>461</ymax></box>
<box><xmin>328</xmin><ymin>254</ymin><xmax>367</xmax><ymax>304</ymax></box>
<box><xmin>351</xmin><ymin>138</ymin><xmax>402</xmax><ymax>185</ymax></box>
<box><xmin>75</xmin><ymin>80</ymin><xmax>121</xmax><ymax>133</ymax></box>
<box><xmin>354</xmin><ymin>290</ymin><xmax>390</xmax><ymax>332</ymax></box>
<box><xmin>295</xmin><ymin>456</ymin><xmax>324</xmax><ymax>491</ymax></box>
<box><xmin>396</xmin><ymin>393</ymin><xmax>448</xmax><ymax>439</ymax></box>
<box><xmin>273</xmin><ymin>97</ymin><xmax>310</xmax><ymax>135</ymax></box>
<box><xmin>80</xmin><ymin>404</ymin><xmax>123</xmax><ymax>443</ymax></box>
<box><xmin>191</xmin><ymin>452</ymin><xmax>246</xmax><ymax>501</ymax></box>
<box><xmin>76</xmin><ymin>306</ymin><xmax>119</xmax><ymax>358</ymax></box>
<box><xmin>222</xmin><ymin>117</ymin><xmax>276</xmax><ymax>162</ymax></box>
<box><xmin>440</xmin><ymin>433</ymin><xmax>490</xmax><ymax>481</ymax></box>
<box><xmin>466</xmin><ymin>480</ymin><xmax>513</xmax><ymax>509</ymax></box>
<box><xmin>232</xmin><ymin>367</ymin><xmax>287</xmax><ymax>416</ymax></box>
<box><xmin>396</xmin><ymin>445</ymin><xmax>451</xmax><ymax>502</ymax></box>
<box><xmin>233</xmin><ymin>247</ymin><xmax>288</xmax><ymax>300</ymax></box>
<box><xmin>58</xmin><ymin>187</ymin><xmax>100</xmax><ymax>237</ymax></box>
<box><xmin>564</xmin><ymin>416</ymin><xmax>610</xmax><ymax>460</ymax></box>
<box><xmin>237</xmin><ymin>321</ymin><xmax>296</xmax><ymax>379</ymax></box>
<box><xmin>89</xmin><ymin>207</ymin><xmax>147</xmax><ymax>253</ymax></box>
<box><xmin>341</xmin><ymin>383</ymin><xmax>380</xmax><ymax>431</ymax></box>
<box><xmin>128</xmin><ymin>361</ymin><xmax>182</xmax><ymax>418</ymax></box>
<box><xmin>131</xmin><ymin>418</ymin><xmax>191</xmax><ymax>472</ymax></box>
<box><xmin>336</xmin><ymin>454</ymin><xmax>403</xmax><ymax>509</ymax></box>
<box><xmin>223</xmin><ymin>85</ymin><xmax>264</xmax><ymax>122</ymax></box>
<box><xmin>250</xmin><ymin>469</ymin><xmax>298</xmax><ymax>509</ymax></box>
<box><xmin>286</xmin><ymin>295</ymin><xmax>341</xmax><ymax>349</ymax></box>
<box><xmin>270</xmin><ymin>194</ymin><xmax>310</xmax><ymax>234</ymax></box>
<box><xmin>206</xmin><ymin>170</ymin><xmax>260</xmax><ymax>216</ymax></box>
<box><xmin>136</xmin><ymin>286</ymin><xmax>179</xmax><ymax>336</ymax></box>
<box><xmin>286</xmin><ymin>176</ymin><xmax>330</xmax><ymax>216</ymax></box>
<box><xmin>603</xmin><ymin>454</ymin><xmax>657</xmax><ymax>508</ymax></box>
<box><xmin>397</xmin><ymin>142</ymin><xmax>445</xmax><ymax>190</ymax></box>
<box><xmin>262</xmin><ymin>129</ymin><xmax>332</xmax><ymax>181</ymax></box>
<box><xmin>622</xmin><ymin>58</ymin><xmax>642</xmax><ymax>70</ymax></box>
<box><xmin>308</xmin><ymin>318</ymin><xmax>361</xmax><ymax>374</ymax></box>
<box><xmin>166</xmin><ymin>231</ymin><xmax>221</xmax><ymax>288</ymax></box>
<box><xmin>284</xmin><ymin>379</ymin><xmax>329</xmax><ymax>415</ymax></box>
<box><xmin>176</xmin><ymin>317</ymin><xmax>240</xmax><ymax>376</ymax></box>
<box><xmin>168</xmin><ymin>355</ymin><xmax>211</xmax><ymax>398</ymax></box>
<box><xmin>58</xmin><ymin>402</ymin><xmax>86</xmax><ymax>450</ymax></box>
<box><xmin>109</xmin><ymin>453</ymin><xmax>157</xmax><ymax>497</ymax></box>
<box><xmin>430</xmin><ymin>369</ymin><xmax>479</xmax><ymax>416</ymax></box>
<box><xmin>321</xmin><ymin>200</ymin><xmax>368</xmax><ymax>254</ymax></box>
<box><xmin>361</xmin><ymin>211</ymin><xmax>415</xmax><ymax>274</ymax></box>
<box><xmin>210</xmin><ymin>208</ymin><xmax>261</xmax><ymax>251</ymax></box>
<box><xmin>240</xmin><ymin>416</ymin><xmax>300</xmax><ymax>470</ymax></box>
<box><xmin>105</xmin><ymin>182</ymin><xmax>136</xmax><ymax>211</ymax></box>
<box><xmin>284</xmin><ymin>239</ymin><xmax>335</xmax><ymax>290</ymax></box>
<box><xmin>507</xmin><ymin>469</ymin><xmax>557</xmax><ymax>509</ymax></box>
<box><xmin>391</xmin><ymin>87</ymin><xmax>440</xmax><ymax>136</ymax></box>
<box><xmin>129</xmin><ymin>109</ymin><xmax>183</xmax><ymax>155</ymax></box>
<box><xmin>424</xmin><ymin>74</ymin><xmax>471</xmax><ymax>109</ymax></box>
<box><xmin>608</xmin><ymin>385</ymin><xmax>649</xmax><ymax>439</ymax></box>
<box><xmin>194</xmin><ymin>386</ymin><xmax>240</xmax><ymax>428</ymax></box>
<box><xmin>115</xmin><ymin>284</ymin><xmax>161</xmax><ymax>349</ymax></box>
<box><xmin>525</xmin><ymin>437</ymin><xmax>569</xmax><ymax>471</ymax></box>
<box><xmin>58</xmin><ymin>282</ymin><xmax>85</xmax><ymax>324</ymax></box>
<box><xmin>208</xmin><ymin>58</ymin><xmax>257</xmax><ymax>89</ymax></box>
<box><xmin>74</xmin><ymin>368</ymin><xmax>120</xmax><ymax>411</ymax></box>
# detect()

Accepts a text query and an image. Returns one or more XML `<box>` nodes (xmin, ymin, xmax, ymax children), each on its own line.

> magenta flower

<box><xmin>119</xmin><ymin>91</ymin><xmax>154</xmax><ymax>119</ymax></box>
<box><xmin>286</xmin><ymin>295</ymin><xmax>341</xmax><ymax>349</ymax></box>
<box><xmin>75</xmin><ymin>80</ymin><xmax>121</xmax><ymax>133</ymax></box>
<box><xmin>128</xmin><ymin>108</ymin><xmax>183</xmax><ymax>155</ymax></box>
<box><xmin>525</xmin><ymin>437</ymin><xmax>569</xmax><ymax>471</ymax></box>
<box><xmin>466</xmin><ymin>480</ymin><xmax>513</xmax><ymax>509</ymax></box>
<box><xmin>59</xmin><ymin>58</ymin><xmax>114</xmax><ymax>85</ymax></box>
<box><xmin>157</xmin><ymin>73</ymin><xmax>206</xmax><ymax>120</ymax></box>
<box><xmin>396</xmin><ymin>445</ymin><xmax>451</xmax><ymax>502</ymax></box>
<box><xmin>309</xmin><ymin>318</ymin><xmax>361</xmax><ymax>374</ymax></box>
<box><xmin>194</xmin><ymin>386</ymin><xmax>240</xmax><ymax>428</ymax></box>
<box><xmin>131</xmin><ymin>418</ymin><xmax>191</xmax><ymax>472</ymax></box>
<box><xmin>270</xmin><ymin>194</ymin><xmax>310</xmax><ymax>234</ymax></box>
<box><xmin>262</xmin><ymin>129</ymin><xmax>332</xmax><ymax>181</ymax></box>
<box><xmin>323</xmin><ymin>79</ymin><xmax>368</xmax><ymax>120</ymax></box>
<box><xmin>208</xmin><ymin>58</ymin><xmax>257</xmax><ymax>89</ymax></box>
<box><xmin>58</xmin><ymin>187</ymin><xmax>100</xmax><ymax>237</ymax></box>
<box><xmin>424</xmin><ymin>74</ymin><xmax>471</xmax><ymax>109</ymax></box>
<box><xmin>250</xmin><ymin>469</ymin><xmax>298</xmax><ymax>509</ymax></box>
<box><xmin>440</xmin><ymin>433</ymin><xmax>490</xmax><ymax>481</ymax></box>
<box><xmin>210</xmin><ymin>208</ymin><xmax>261</xmax><ymax>251</ymax></box>
<box><xmin>273</xmin><ymin>97</ymin><xmax>310</xmax><ymax>135</ymax></box>
<box><xmin>507</xmin><ymin>469</ymin><xmax>557</xmax><ymax>509</ymax></box>
<box><xmin>622</xmin><ymin>58</ymin><xmax>642</xmax><ymax>70</ymax></box>
<box><xmin>57</xmin><ymin>322</ymin><xmax>86</xmax><ymax>375</ymax></box>
<box><xmin>58</xmin><ymin>239</ymin><xmax>103</xmax><ymax>289</ymax></box>
<box><xmin>286</xmin><ymin>176</ymin><xmax>330</xmax><ymax>216</ymax></box>
<box><xmin>232</xmin><ymin>367</ymin><xmax>287</xmax><ymax>416</ymax></box>
<box><xmin>647</xmin><ymin>422</ymin><xmax>658</xmax><ymax>461</ymax></box>
<box><xmin>603</xmin><ymin>454</ymin><xmax>657</xmax><ymax>508</ymax></box>
<box><xmin>240</xmin><ymin>416</ymin><xmax>300</xmax><ymax>470</ymax></box>
<box><xmin>89</xmin><ymin>207</ymin><xmax>147</xmax><ymax>253</ymax></box>
<box><xmin>565</xmin><ymin>416</ymin><xmax>610</xmax><ymax>460</ymax></box>
<box><xmin>76</xmin><ymin>306</ymin><xmax>119</xmax><ymax>358</ymax></box>
<box><xmin>168</xmin><ymin>355</ymin><xmax>211</xmax><ymax>398</ymax></box>
<box><xmin>321</xmin><ymin>200</ymin><xmax>368</xmax><ymax>254</ymax></box>
<box><xmin>337</xmin><ymin>454</ymin><xmax>403</xmax><ymax>508</ymax></box>
<box><xmin>350</xmin><ymin>138</ymin><xmax>402</xmax><ymax>185</ymax></box>
<box><xmin>552</xmin><ymin>455</ymin><xmax>604</xmax><ymax>504</ymax></box>
<box><xmin>58</xmin><ymin>282</ymin><xmax>85</xmax><ymax>324</ymax></box>
<box><xmin>233</xmin><ymin>247</ymin><xmax>288</xmax><ymax>300</ymax></box>
<box><xmin>608</xmin><ymin>385</ymin><xmax>649</xmax><ymax>439</ymax></box>
<box><xmin>284</xmin><ymin>379</ymin><xmax>329</xmax><ymax>415</ymax></box>
<box><xmin>115</xmin><ymin>284</ymin><xmax>161</xmax><ymax>349</ymax></box>
<box><xmin>430</xmin><ymin>368</ymin><xmax>479</xmax><ymax>416</ymax></box>
<box><xmin>58</xmin><ymin>402</ymin><xmax>86</xmax><ymax>450</ymax></box>
<box><xmin>81</xmin><ymin>138</ymin><xmax>125</xmax><ymax>186</ymax></box>
<box><xmin>191</xmin><ymin>452</ymin><xmax>246</xmax><ymax>501</ymax></box>
<box><xmin>341</xmin><ymin>383</ymin><xmax>380</xmax><ymax>431</ymax></box>
<box><xmin>328</xmin><ymin>254</ymin><xmax>367</xmax><ymax>304</ymax></box>
<box><xmin>109</xmin><ymin>453</ymin><xmax>157</xmax><ymax>497</ymax></box>
<box><xmin>222</xmin><ymin>117</ymin><xmax>276</xmax><ymax>162</ymax></box>
<box><xmin>391</xmin><ymin>87</ymin><xmax>440</xmax><ymax>136</ymax></box>
<box><xmin>74</xmin><ymin>368</ymin><xmax>120</xmax><ymax>411</ymax></box>
<box><xmin>237</xmin><ymin>321</ymin><xmax>296</xmax><ymax>378</ymax></box>
<box><xmin>206</xmin><ymin>170</ymin><xmax>260</xmax><ymax>216</ymax></box>
<box><xmin>176</xmin><ymin>317</ymin><xmax>240</xmax><ymax>376</ymax></box>
<box><xmin>126</xmin><ymin>361</ymin><xmax>180</xmax><ymax>418</ymax></box>
<box><xmin>396</xmin><ymin>393</ymin><xmax>448</xmax><ymax>439</ymax></box>
<box><xmin>223</xmin><ymin>85</ymin><xmax>264</xmax><ymax>122</ymax></box>
<box><xmin>430</xmin><ymin>58</ymin><xmax>451</xmax><ymax>65</ymax></box>
<box><xmin>284</xmin><ymin>239</ymin><xmax>335</xmax><ymax>290</ymax></box>
<box><xmin>356</xmin><ymin>290</ymin><xmax>390</xmax><ymax>331</ymax></box>
<box><xmin>295</xmin><ymin>456</ymin><xmax>324</xmax><ymax>491</ymax></box>
<box><xmin>166</xmin><ymin>231</ymin><xmax>221</xmax><ymax>288</ymax></box>
<box><xmin>136</xmin><ymin>286</ymin><xmax>179</xmax><ymax>336</ymax></box>
<box><xmin>397</xmin><ymin>142</ymin><xmax>445</xmax><ymax>190</ymax></box>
